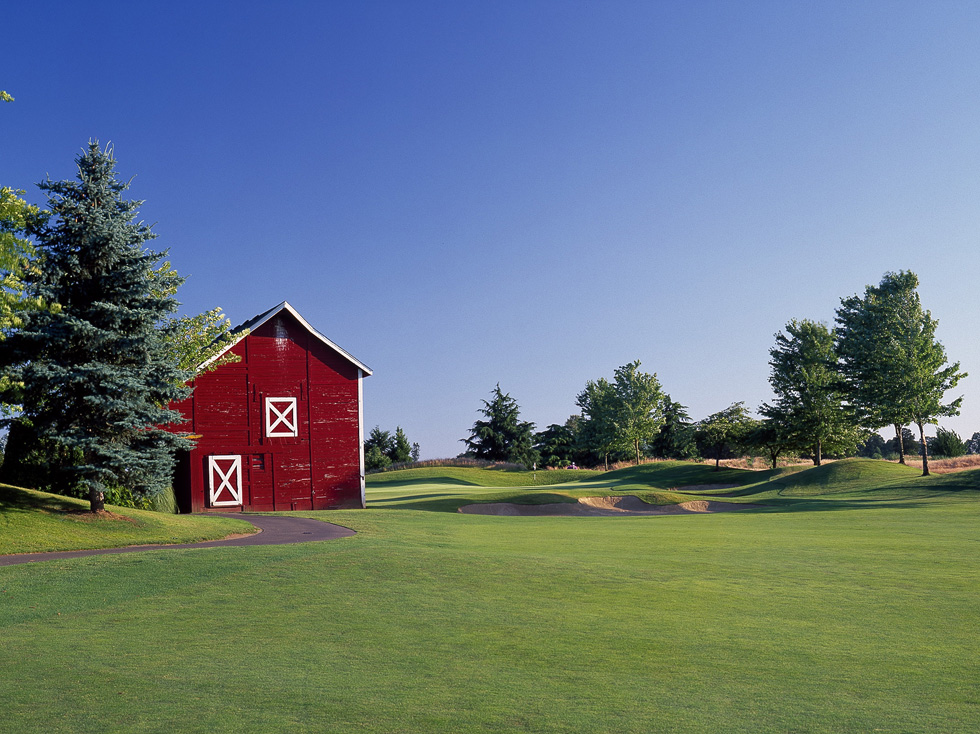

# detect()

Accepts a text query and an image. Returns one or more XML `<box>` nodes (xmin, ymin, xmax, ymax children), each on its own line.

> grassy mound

<box><xmin>367</xmin><ymin>465</ymin><xmax>603</xmax><ymax>487</ymax></box>
<box><xmin>769</xmin><ymin>457</ymin><xmax>921</xmax><ymax>496</ymax></box>
<box><xmin>367</xmin><ymin>461</ymin><xmax>764</xmax><ymax>512</ymax></box>
<box><xmin>0</xmin><ymin>483</ymin><xmax>256</xmax><ymax>555</ymax></box>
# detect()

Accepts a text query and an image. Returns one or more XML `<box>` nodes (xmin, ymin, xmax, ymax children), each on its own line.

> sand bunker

<box><xmin>458</xmin><ymin>496</ymin><xmax>751</xmax><ymax>517</ymax></box>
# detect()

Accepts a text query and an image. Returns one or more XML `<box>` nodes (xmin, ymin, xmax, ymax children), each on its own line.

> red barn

<box><xmin>169</xmin><ymin>301</ymin><xmax>372</xmax><ymax>513</ymax></box>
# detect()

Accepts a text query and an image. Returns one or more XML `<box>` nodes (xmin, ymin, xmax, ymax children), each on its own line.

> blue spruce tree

<box><xmin>5</xmin><ymin>143</ymin><xmax>192</xmax><ymax>511</ymax></box>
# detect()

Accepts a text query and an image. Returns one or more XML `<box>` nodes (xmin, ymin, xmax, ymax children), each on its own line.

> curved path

<box><xmin>0</xmin><ymin>513</ymin><xmax>356</xmax><ymax>567</ymax></box>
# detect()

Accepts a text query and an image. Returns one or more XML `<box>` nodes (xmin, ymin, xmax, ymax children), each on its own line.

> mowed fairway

<box><xmin>2</xmin><ymin>461</ymin><xmax>979</xmax><ymax>732</ymax></box>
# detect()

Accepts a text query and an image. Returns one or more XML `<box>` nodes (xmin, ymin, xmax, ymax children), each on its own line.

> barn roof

<box><xmin>201</xmin><ymin>301</ymin><xmax>373</xmax><ymax>375</ymax></box>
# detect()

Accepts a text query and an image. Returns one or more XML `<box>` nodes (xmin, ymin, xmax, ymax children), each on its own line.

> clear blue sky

<box><xmin>4</xmin><ymin>1</ymin><xmax>979</xmax><ymax>458</ymax></box>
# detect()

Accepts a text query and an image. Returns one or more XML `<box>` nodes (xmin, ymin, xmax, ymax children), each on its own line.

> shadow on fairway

<box><xmin>369</xmin><ymin>491</ymin><xmax>578</xmax><ymax>512</ymax></box>
<box><xmin>368</xmin><ymin>476</ymin><xmax>483</xmax><ymax>487</ymax></box>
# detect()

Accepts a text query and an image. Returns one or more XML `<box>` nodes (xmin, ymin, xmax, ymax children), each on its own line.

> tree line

<box><xmin>462</xmin><ymin>271</ymin><xmax>968</xmax><ymax>476</ymax></box>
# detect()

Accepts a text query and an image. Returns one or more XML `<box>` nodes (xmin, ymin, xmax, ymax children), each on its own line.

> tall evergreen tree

<box><xmin>364</xmin><ymin>426</ymin><xmax>394</xmax><ymax>471</ymax></box>
<box><xmin>929</xmin><ymin>427</ymin><xmax>966</xmax><ymax>458</ymax></box>
<box><xmin>534</xmin><ymin>423</ymin><xmax>577</xmax><ymax>468</ymax></box>
<box><xmin>461</xmin><ymin>384</ymin><xmax>538</xmax><ymax>467</ymax></box>
<box><xmin>391</xmin><ymin>426</ymin><xmax>413</xmax><ymax>463</ymax></box>
<box><xmin>650</xmin><ymin>395</ymin><xmax>696</xmax><ymax>459</ymax></box>
<box><xmin>1</xmin><ymin>143</ymin><xmax>192</xmax><ymax>511</ymax></box>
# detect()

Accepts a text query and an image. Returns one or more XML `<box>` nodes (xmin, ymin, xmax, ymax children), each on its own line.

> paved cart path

<box><xmin>0</xmin><ymin>514</ymin><xmax>356</xmax><ymax>567</ymax></box>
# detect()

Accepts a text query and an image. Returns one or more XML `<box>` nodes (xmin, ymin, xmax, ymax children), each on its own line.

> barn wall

<box><xmin>171</xmin><ymin>311</ymin><xmax>365</xmax><ymax>512</ymax></box>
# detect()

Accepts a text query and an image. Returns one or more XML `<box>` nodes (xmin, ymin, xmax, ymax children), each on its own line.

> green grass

<box><xmin>3</xmin><ymin>459</ymin><xmax>980</xmax><ymax>732</ymax></box>
<box><xmin>366</xmin><ymin>461</ymin><xmax>760</xmax><ymax>511</ymax></box>
<box><xmin>367</xmin><ymin>465</ymin><xmax>604</xmax><ymax>487</ymax></box>
<box><xmin>0</xmin><ymin>483</ymin><xmax>256</xmax><ymax>554</ymax></box>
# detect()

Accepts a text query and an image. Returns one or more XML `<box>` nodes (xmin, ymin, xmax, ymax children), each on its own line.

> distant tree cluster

<box><xmin>757</xmin><ymin>270</ymin><xmax>966</xmax><ymax>475</ymax></box>
<box><xmin>459</xmin><ymin>271</ymin><xmax>968</xmax><ymax>477</ymax></box>
<box><xmin>364</xmin><ymin>426</ymin><xmax>417</xmax><ymax>471</ymax></box>
<box><xmin>462</xmin><ymin>363</ymin><xmax>705</xmax><ymax>470</ymax></box>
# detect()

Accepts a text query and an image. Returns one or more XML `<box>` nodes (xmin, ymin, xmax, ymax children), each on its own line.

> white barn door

<box><xmin>208</xmin><ymin>455</ymin><xmax>243</xmax><ymax>507</ymax></box>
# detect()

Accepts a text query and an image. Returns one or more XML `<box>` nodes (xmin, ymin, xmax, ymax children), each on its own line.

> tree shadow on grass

<box><xmin>370</xmin><ymin>491</ymin><xmax>577</xmax><ymax>513</ymax></box>
<box><xmin>0</xmin><ymin>484</ymin><xmax>83</xmax><ymax>515</ymax></box>
<box><xmin>367</xmin><ymin>476</ymin><xmax>482</xmax><ymax>488</ymax></box>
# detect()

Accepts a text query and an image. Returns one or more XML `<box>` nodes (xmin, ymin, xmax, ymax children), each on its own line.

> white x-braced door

<box><xmin>208</xmin><ymin>455</ymin><xmax>243</xmax><ymax>506</ymax></box>
<box><xmin>265</xmin><ymin>397</ymin><xmax>298</xmax><ymax>437</ymax></box>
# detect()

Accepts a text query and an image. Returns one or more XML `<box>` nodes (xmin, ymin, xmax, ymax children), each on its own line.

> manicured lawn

<box><xmin>0</xmin><ymin>484</ymin><xmax>255</xmax><ymax>555</ymax></box>
<box><xmin>366</xmin><ymin>461</ymin><xmax>758</xmax><ymax>511</ymax></box>
<box><xmin>2</xmin><ymin>460</ymin><xmax>979</xmax><ymax>732</ymax></box>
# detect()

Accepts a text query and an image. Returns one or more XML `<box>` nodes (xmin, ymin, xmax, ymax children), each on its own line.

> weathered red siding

<box><xmin>169</xmin><ymin>304</ymin><xmax>368</xmax><ymax>513</ymax></box>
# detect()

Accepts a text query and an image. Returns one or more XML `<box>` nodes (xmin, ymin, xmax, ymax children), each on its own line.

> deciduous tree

<box><xmin>748</xmin><ymin>415</ymin><xmax>794</xmax><ymax>469</ymax></box>
<box><xmin>576</xmin><ymin>377</ymin><xmax>622</xmax><ymax>470</ymax></box>
<box><xmin>695</xmin><ymin>402</ymin><xmax>753</xmax><ymax>470</ymax></box>
<box><xmin>611</xmin><ymin>360</ymin><xmax>666</xmax><ymax>465</ymax></box>
<box><xmin>761</xmin><ymin>319</ymin><xmax>854</xmax><ymax>466</ymax></box>
<box><xmin>835</xmin><ymin>271</ymin><xmax>966</xmax><ymax>475</ymax></box>
<box><xmin>0</xmin><ymin>187</ymin><xmax>44</xmax><ymax>415</ymax></box>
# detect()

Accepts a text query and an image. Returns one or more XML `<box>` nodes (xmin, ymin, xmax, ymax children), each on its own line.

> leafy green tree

<box><xmin>0</xmin><ymin>143</ymin><xmax>192</xmax><ymax>511</ymax></box>
<box><xmin>0</xmin><ymin>187</ymin><xmax>44</xmax><ymax>415</ymax></box>
<box><xmin>576</xmin><ymin>377</ymin><xmax>623</xmax><ymax>470</ymax></box>
<box><xmin>611</xmin><ymin>360</ymin><xmax>665</xmax><ymax>465</ymax></box>
<box><xmin>929</xmin><ymin>427</ymin><xmax>966</xmax><ymax>458</ymax></box>
<box><xmin>856</xmin><ymin>432</ymin><xmax>888</xmax><ymax>459</ymax></box>
<box><xmin>461</xmin><ymin>384</ymin><xmax>538</xmax><ymax>467</ymax></box>
<box><xmin>695</xmin><ymin>402</ymin><xmax>753</xmax><ymax>470</ymax></box>
<box><xmin>153</xmin><ymin>261</ymin><xmax>240</xmax><ymax>374</ymax></box>
<box><xmin>761</xmin><ymin>319</ymin><xmax>854</xmax><ymax>466</ymax></box>
<box><xmin>747</xmin><ymin>415</ymin><xmax>794</xmax><ymax>469</ymax></box>
<box><xmin>835</xmin><ymin>271</ymin><xmax>967</xmax><ymax>474</ymax></box>
<box><xmin>0</xmin><ymin>187</ymin><xmax>41</xmax><ymax>330</ymax></box>
<box><xmin>0</xmin><ymin>91</ymin><xmax>12</xmax><ymax>103</ymax></box>
<box><xmin>836</xmin><ymin>272</ymin><xmax>915</xmax><ymax>463</ymax></box>
<box><xmin>364</xmin><ymin>443</ymin><xmax>391</xmax><ymax>472</ymax></box>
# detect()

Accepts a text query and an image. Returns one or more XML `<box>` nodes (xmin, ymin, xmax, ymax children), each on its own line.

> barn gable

<box><xmin>169</xmin><ymin>302</ymin><xmax>371</xmax><ymax>513</ymax></box>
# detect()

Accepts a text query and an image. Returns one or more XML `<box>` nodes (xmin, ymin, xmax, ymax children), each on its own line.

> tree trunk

<box><xmin>714</xmin><ymin>454</ymin><xmax>721</xmax><ymax>471</ymax></box>
<box><xmin>603</xmin><ymin>453</ymin><xmax>609</xmax><ymax>472</ymax></box>
<box><xmin>634</xmin><ymin>439</ymin><xmax>640</xmax><ymax>466</ymax></box>
<box><xmin>89</xmin><ymin>483</ymin><xmax>105</xmax><ymax>513</ymax></box>
<box><xmin>894</xmin><ymin>424</ymin><xmax>906</xmax><ymax>465</ymax></box>
<box><xmin>813</xmin><ymin>438</ymin><xmax>822</xmax><ymax>466</ymax></box>
<box><xmin>917</xmin><ymin>421</ymin><xmax>930</xmax><ymax>476</ymax></box>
